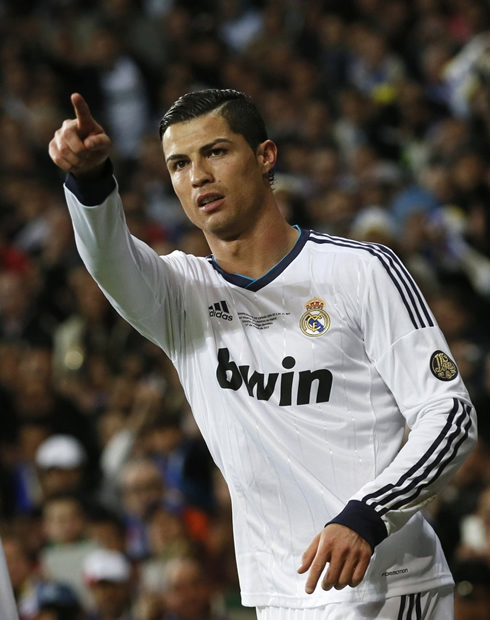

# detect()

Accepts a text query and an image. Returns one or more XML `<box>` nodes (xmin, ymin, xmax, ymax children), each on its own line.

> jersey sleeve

<box><xmin>329</xmin><ymin>244</ymin><xmax>477</xmax><ymax>549</ymax></box>
<box><xmin>64</xmin><ymin>169</ymin><xmax>185</xmax><ymax>359</ymax></box>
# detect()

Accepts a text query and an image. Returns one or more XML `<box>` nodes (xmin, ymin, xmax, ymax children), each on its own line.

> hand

<box><xmin>49</xmin><ymin>93</ymin><xmax>112</xmax><ymax>178</ymax></box>
<box><xmin>297</xmin><ymin>523</ymin><xmax>372</xmax><ymax>593</ymax></box>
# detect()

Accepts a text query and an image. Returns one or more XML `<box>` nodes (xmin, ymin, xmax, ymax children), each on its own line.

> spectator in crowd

<box><xmin>139</xmin><ymin>505</ymin><xmax>194</xmax><ymax>596</ymax></box>
<box><xmin>118</xmin><ymin>458</ymin><xmax>168</xmax><ymax>560</ymax></box>
<box><xmin>83</xmin><ymin>548</ymin><xmax>135</xmax><ymax>620</ymax></box>
<box><xmin>3</xmin><ymin>534</ymin><xmax>83</xmax><ymax>620</ymax></box>
<box><xmin>161</xmin><ymin>556</ymin><xmax>225</xmax><ymax>620</ymax></box>
<box><xmin>40</xmin><ymin>493</ymin><xmax>99</xmax><ymax>608</ymax></box>
<box><xmin>86</xmin><ymin>507</ymin><xmax>127</xmax><ymax>554</ymax></box>
<box><xmin>141</xmin><ymin>413</ymin><xmax>216</xmax><ymax>513</ymax></box>
<box><xmin>34</xmin><ymin>581</ymin><xmax>84</xmax><ymax>620</ymax></box>
<box><xmin>35</xmin><ymin>435</ymin><xmax>89</xmax><ymax>503</ymax></box>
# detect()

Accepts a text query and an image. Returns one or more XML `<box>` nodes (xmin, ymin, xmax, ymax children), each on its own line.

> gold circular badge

<box><xmin>430</xmin><ymin>350</ymin><xmax>458</xmax><ymax>381</ymax></box>
<box><xmin>300</xmin><ymin>297</ymin><xmax>330</xmax><ymax>337</ymax></box>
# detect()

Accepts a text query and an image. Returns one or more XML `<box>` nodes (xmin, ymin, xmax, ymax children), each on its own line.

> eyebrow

<box><xmin>165</xmin><ymin>138</ymin><xmax>232</xmax><ymax>164</ymax></box>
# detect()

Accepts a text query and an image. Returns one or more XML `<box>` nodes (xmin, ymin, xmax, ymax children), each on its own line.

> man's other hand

<box><xmin>49</xmin><ymin>93</ymin><xmax>112</xmax><ymax>179</ymax></box>
<box><xmin>297</xmin><ymin>523</ymin><xmax>372</xmax><ymax>593</ymax></box>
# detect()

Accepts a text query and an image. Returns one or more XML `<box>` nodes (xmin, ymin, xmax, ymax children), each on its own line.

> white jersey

<box><xmin>64</xmin><ymin>174</ymin><xmax>476</xmax><ymax>608</ymax></box>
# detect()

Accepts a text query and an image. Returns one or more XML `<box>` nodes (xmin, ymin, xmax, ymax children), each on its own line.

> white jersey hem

<box><xmin>240</xmin><ymin>574</ymin><xmax>454</xmax><ymax>607</ymax></box>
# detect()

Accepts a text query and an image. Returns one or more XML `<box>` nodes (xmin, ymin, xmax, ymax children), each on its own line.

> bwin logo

<box><xmin>209</xmin><ymin>300</ymin><xmax>233</xmax><ymax>321</ymax></box>
<box><xmin>216</xmin><ymin>348</ymin><xmax>333</xmax><ymax>406</ymax></box>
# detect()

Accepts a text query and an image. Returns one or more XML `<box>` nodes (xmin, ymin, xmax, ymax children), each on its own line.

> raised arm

<box><xmin>49</xmin><ymin>95</ymin><xmax>184</xmax><ymax>358</ymax></box>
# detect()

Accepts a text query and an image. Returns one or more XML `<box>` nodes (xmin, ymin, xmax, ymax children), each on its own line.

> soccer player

<box><xmin>49</xmin><ymin>89</ymin><xmax>476</xmax><ymax>620</ymax></box>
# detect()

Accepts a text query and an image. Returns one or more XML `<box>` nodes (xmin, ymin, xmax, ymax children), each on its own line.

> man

<box><xmin>35</xmin><ymin>434</ymin><xmax>87</xmax><ymax>500</ymax></box>
<box><xmin>83</xmin><ymin>549</ymin><xmax>134</xmax><ymax>620</ymax></box>
<box><xmin>118</xmin><ymin>458</ymin><xmax>167</xmax><ymax>560</ymax></box>
<box><xmin>162</xmin><ymin>556</ymin><xmax>224</xmax><ymax>620</ymax></box>
<box><xmin>35</xmin><ymin>581</ymin><xmax>84</xmax><ymax>620</ymax></box>
<box><xmin>49</xmin><ymin>89</ymin><xmax>477</xmax><ymax>619</ymax></box>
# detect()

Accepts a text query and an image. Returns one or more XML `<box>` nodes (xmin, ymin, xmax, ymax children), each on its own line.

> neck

<box><xmin>206</xmin><ymin>211</ymin><xmax>299</xmax><ymax>280</ymax></box>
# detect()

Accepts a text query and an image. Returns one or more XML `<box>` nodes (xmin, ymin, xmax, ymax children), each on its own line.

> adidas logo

<box><xmin>209</xmin><ymin>300</ymin><xmax>233</xmax><ymax>321</ymax></box>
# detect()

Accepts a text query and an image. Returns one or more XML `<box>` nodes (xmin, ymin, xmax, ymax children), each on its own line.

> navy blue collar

<box><xmin>207</xmin><ymin>226</ymin><xmax>309</xmax><ymax>292</ymax></box>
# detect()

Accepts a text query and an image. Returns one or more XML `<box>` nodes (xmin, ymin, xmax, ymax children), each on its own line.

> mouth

<box><xmin>197</xmin><ymin>193</ymin><xmax>225</xmax><ymax>212</ymax></box>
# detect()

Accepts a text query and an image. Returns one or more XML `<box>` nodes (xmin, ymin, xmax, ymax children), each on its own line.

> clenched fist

<box><xmin>49</xmin><ymin>93</ymin><xmax>112</xmax><ymax>179</ymax></box>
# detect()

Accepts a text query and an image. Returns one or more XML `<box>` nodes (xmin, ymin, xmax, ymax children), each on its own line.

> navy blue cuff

<box><xmin>64</xmin><ymin>159</ymin><xmax>116</xmax><ymax>206</ymax></box>
<box><xmin>326</xmin><ymin>500</ymin><xmax>388</xmax><ymax>551</ymax></box>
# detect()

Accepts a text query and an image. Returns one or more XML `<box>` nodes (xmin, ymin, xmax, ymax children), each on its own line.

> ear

<box><xmin>257</xmin><ymin>140</ymin><xmax>277</xmax><ymax>175</ymax></box>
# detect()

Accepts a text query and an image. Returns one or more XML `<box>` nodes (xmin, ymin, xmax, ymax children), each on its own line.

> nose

<box><xmin>190</xmin><ymin>159</ymin><xmax>213</xmax><ymax>187</ymax></box>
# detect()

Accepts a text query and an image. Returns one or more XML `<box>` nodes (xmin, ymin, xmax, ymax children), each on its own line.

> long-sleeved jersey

<box><xmin>64</xmin><ymin>172</ymin><xmax>476</xmax><ymax>608</ymax></box>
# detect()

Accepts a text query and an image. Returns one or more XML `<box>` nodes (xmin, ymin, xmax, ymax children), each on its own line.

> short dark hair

<box><xmin>159</xmin><ymin>89</ymin><xmax>267</xmax><ymax>146</ymax></box>
<box><xmin>159</xmin><ymin>89</ymin><xmax>274</xmax><ymax>185</ymax></box>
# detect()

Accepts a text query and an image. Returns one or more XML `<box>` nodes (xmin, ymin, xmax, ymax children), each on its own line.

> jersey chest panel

<box><xmin>181</xmin><ymin>275</ymin><xmax>397</xmax><ymax>517</ymax></box>
<box><xmin>182</xmin><ymin>267</ymin><xmax>396</xmax><ymax>441</ymax></box>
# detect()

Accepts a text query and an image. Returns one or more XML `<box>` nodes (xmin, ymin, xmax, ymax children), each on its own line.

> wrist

<box><xmin>72</xmin><ymin>158</ymin><xmax>111</xmax><ymax>181</ymax></box>
<box><xmin>65</xmin><ymin>159</ymin><xmax>116</xmax><ymax>207</ymax></box>
<box><xmin>326</xmin><ymin>500</ymin><xmax>388</xmax><ymax>551</ymax></box>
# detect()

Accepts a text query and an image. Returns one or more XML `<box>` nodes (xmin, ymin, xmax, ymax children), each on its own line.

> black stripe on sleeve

<box><xmin>375</xmin><ymin>243</ymin><xmax>433</xmax><ymax>328</ymax></box>
<box><xmin>355</xmin><ymin>239</ymin><xmax>430</xmax><ymax>329</ymax></box>
<box><xmin>362</xmin><ymin>399</ymin><xmax>472</xmax><ymax>515</ymax></box>
<box><xmin>311</xmin><ymin>232</ymin><xmax>434</xmax><ymax>328</ymax></box>
<box><xmin>378</xmin><ymin>403</ymin><xmax>472</xmax><ymax>515</ymax></box>
<box><xmin>308</xmin><ymin>233</ymin><xmax>426</xmax><ymax>329</ymax></box>
<box><xmin>362</xmin><ymin>398</ymin><xmax>459</xmax><ymax>505</ymax></box>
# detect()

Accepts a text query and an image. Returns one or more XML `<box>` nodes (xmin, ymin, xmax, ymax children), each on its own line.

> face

<box><xmin>88</xmin><ymin>522</ymin><xmax>125</xmax><ymax>552</ymax></box>
<box><xmin>163</xmin><ymin>111</ymin><xmax>276</xmax><ymax>242</ymax></box>
<box><xmin>40</xmin><ymin>467</ymin><xmax>82</xmax><ymax>499</ymax></box>
<box><xmin>90</xmin><ymin>581</ymin><xmax>129</xmax><ymax>616</ymax></box>
<box><xmin>165</xmin><ymin>561</ymin><xmax>210</xmax><ymax>620</ymax></box>
<box><xmin>148</xmin><ymin>508</ymin><xmax>186</xmax><ymax>553</ymax></box>
<box><xmin>43</xmin><ymin>499</ymin><xmax>85</xmax><ymax>544</ymax></box>
<box><xmin>121</xmin><ymin>463</ymin><xmax>164</xmax><ymax>518</ymax></box>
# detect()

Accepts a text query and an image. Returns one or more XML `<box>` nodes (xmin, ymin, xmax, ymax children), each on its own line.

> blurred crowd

<box><xmin>2</xmin><ymin>0</ymin><xmax>490</xmax><ymax>618</ymax></box>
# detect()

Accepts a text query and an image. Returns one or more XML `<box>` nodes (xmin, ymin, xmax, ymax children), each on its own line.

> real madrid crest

<box><xmin>300</xmin><ymin>297</ymin><xmax>330</xmax><ymax>337</ymax></box>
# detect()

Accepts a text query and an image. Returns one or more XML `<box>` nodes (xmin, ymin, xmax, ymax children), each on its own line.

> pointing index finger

<box><xmin>71</xmin><ymin>93</ymin><xmax>94</xmax><ymax>134</ymax></box>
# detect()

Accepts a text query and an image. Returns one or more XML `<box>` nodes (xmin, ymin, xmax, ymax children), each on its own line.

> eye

<box><xmin>173</xmin><ymin>159</ymin><xmax>188</xmax><ymax>171</ymax></box>
<box><xmin>209</xmin><ymin>148</ymin><xmax>226</xmax><ymax>157</ymax></box>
